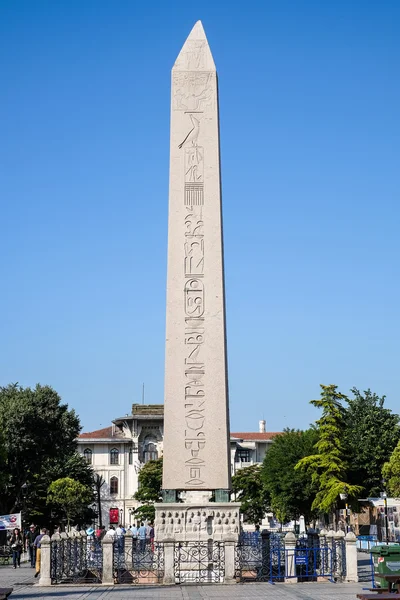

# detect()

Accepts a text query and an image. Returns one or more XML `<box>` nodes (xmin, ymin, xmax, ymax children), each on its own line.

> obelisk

<box><xmin>163</xmin><ymin>21</ymin><xmax>231</xmax><ymax>495</ymax></box>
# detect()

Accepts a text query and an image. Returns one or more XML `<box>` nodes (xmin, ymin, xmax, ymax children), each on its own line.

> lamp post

<box><xmin>339</xmin><ymin>492</ymin><xmax>350</xmax><ymax>532</ymax></box>
<box><xmin>21</xmin><ymin>482</ymin><xmax>29</xmax><ymax>531</ymax></box>
<box><xmin>380</xmin><ymin>490</ymin><xmax>389</xmax><ymax>542</ymax></box>
<box><xmin>90</xmin><ymin>503</ymin><xmax>97</xmax><ymax>529</ymax></box>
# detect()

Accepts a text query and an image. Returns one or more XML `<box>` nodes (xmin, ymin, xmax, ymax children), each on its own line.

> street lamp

<box><xmin>340</xmin><ymin>492</ymin><xmax>350</xmax><ymax>533</ymax></box>
<box><xmin>380</xmin><ymin>486</ymin><xmax>389</xmax><ymax>543</ymax></box>
<box><xmin>21</xmin><ymin>483</ymin><xmax>30</xmax><ymax>530</ymax></box>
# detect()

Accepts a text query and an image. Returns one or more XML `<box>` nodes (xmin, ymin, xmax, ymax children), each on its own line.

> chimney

<box><xmin>259</xmin><ymin>420</ymin><xmax>266</xmax><ymax>433</ymax></box>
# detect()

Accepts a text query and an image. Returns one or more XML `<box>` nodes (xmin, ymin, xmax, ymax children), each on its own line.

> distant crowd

<box><xmin>91</xmin><ymin>522</ymin><xmax>155</xmax><ymax>551</ymax></box>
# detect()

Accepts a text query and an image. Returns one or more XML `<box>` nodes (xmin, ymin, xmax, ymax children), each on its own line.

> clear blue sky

<box><xmin>1</xmin><ymin>0</ymin><xmax>399</xmax><ymax>434</ymax></box>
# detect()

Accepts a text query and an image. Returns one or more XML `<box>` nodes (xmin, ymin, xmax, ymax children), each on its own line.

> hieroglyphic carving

<box><xmin>173</xmin><ymin>72</ymin><xmax>215</xmax><ymax>111</ymax></box>
<box><xmin>185</xmin><ymin>238</ymin><xmax>204</xmax><ymax>276</ymax></box>
<box><xmin>179</xmin><ymin>114</ymin><xmax>200</xmax><ymax>149</ymax></box>
<box><xmin>177</xmin><ymin>99</ymin><xmax>207</xmax><ymax>487</ymax></box>
<box><xmin>184</xmin><ymin>183</ymin><xmax>203</xmax><ymax>206</ymax></box>
<box><xmin>184</xmin><ymin>279</ymin><xmax>204</xmax><ymax>317</ymax></box>
<box><xmin>185</xmin><ymin>146</ymin><xmax>203</xmax><ymax>182</ymax></box>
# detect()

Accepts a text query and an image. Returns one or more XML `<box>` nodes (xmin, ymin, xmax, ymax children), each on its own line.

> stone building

<box><xmin>77</xmin><ymin>405</ymin><xmax>280</xmax><ymax>527</ymax></box>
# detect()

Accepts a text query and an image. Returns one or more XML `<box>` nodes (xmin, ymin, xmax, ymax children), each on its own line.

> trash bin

<box><xmin>370</xmin><ymin>544</ymin><xmax>400</xmax><ymax>589</ymax></box>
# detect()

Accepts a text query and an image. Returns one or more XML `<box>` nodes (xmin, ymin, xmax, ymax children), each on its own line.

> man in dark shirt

<box><xmin>25</xmin><ymin>524</ymin><xmax>38</xmax><ymax>568</ymax></box>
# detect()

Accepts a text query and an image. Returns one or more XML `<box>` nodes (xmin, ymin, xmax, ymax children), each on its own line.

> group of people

<box><xmin>100</xmin><ymin>522</ymin><xmax>155</xmax><ymax>551</ymax></box>
<box><xmin>8</xmin><ymin>524</ymin><xmax>47</xmax><ymax>575</ymax></box>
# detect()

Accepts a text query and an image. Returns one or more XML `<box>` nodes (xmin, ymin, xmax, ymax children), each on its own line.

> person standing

<box><xmin>33</xmin><ymin>527</ymin><xmax>47</xmax><ymax>578</ymax></box>
<box><xmin>138</xmin><ymin>522</ymin><xmax>147</xmax><ymax>552</ymax></box>
<box><xmin>25</xmin><ymin>524</ymin><xmax>38</xmax><ymax>568</ymax></box>
<box><xmin>149</xmin><ymin>523</ymin><xmax>155</xmax><ymax>552</ymax></box>
<box><xmin>106</xmin><ymin>525</ymin><xmax>116</xmax><ymax>538</ymax></box>
<box><xmin>130</xmin><ymin>523</ymin><xmax>138</xmax><ymax>551</ymax></box>
<box><xmin>10</xmin><ymin>528</ymin><xmax>23</xmax><ymax>569</ymax></box>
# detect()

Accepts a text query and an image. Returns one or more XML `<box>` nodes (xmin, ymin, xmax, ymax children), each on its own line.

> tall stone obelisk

<box><xmin>163</xmin><ymin>21</ymin><xmax>231</xmax><ymax>495</ymax></box>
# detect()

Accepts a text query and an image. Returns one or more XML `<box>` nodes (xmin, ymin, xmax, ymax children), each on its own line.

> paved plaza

<box><xmin>1</xmin><ymin>563</ymin><xmax>369</xmax><ymax>600</ymax></box>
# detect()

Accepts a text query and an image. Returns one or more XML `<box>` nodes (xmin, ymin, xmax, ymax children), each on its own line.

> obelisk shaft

<box><xmin>163</xmin><ymin>21</ymin><xmax>231</xmax><ymax>491</ymax></box>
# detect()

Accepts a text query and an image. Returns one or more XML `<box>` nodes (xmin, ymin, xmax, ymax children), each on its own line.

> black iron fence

<box><xmin>48</xmin><ymin>530</ymin><xmax>352</xmax><ymax>586</ymax></box>
<box><xmin>50</xmin><ymin>534</ymin><xmax>102</xmax><ymax>584</ymax></box>
<box><xmin>235</xmin><ymin>536</ymin><xmax>346</xmax><ymax>583</ymax></box>
<box><xmin>113</xmin><ymin>537</ymin><xmax>164</xmax><ymax>584</ymax></box>
<box><xmin>174</xmin><ymin>541</ymin><xmax>225</xmax><ymax>584</ymax></box>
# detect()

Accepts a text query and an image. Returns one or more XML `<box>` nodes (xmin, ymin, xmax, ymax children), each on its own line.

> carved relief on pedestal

<box><xmin>155</xmin><ymin>505</ymin><xmax>240</xmax><ymax>541</ymax></box>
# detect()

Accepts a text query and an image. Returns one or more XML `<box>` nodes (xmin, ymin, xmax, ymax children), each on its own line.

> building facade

<box><xmin>77</xmin><ymin>406</ymin><xmax>279</xmax><ymax>527</ymax></box>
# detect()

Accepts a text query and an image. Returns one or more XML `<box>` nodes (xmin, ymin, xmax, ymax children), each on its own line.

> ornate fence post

<box><xmin>124</xmin><ymin>530</ymin><xmax>132</xmax><ymax>570</ymax></box>
<box><xmin>261</xmin><ymin>529</ymin><xmax>270</xmax><ymax>581</ymax></box>
<box><xmin>334</xmin><ymin>530</ymin><xmax>346</xmax><ymax>580</ymax></box>
<box><xmin>326</xmin><ymin>529</ymin><xmax>335</xmax><ymax>575</ymax></box>
<box><xmin>326</xmin><ymin>529</ymin><xmax>335</xmax><ymax>550</ymax></box>
<box><xmin>163</xmin><ymin>540</ymin><xmax>175</xmax><ymax>584</ymax></box>
<box><xmin>224</xmin><ymin>539</ymin><xmax>236</xmax><ymax>584</ymax></box>
<box><xmin>344</xmin><ymin>531</ymin><xmax>358</xmax><ymax>583</ymax></box>
<box><xmin>318</xmin><ymin>528</ymin><xmax>328</xmax><ymax>576</ymax></box>
<box><xmin>284</xmin><ymin>531</ymin><xmax>297</xmax><ymax>583</ymax></box>
<box><xmin>102</xmin><ymin>535</ymin><xmax>114</xmax><ymax>585</ymax></box>
<box><xmin>38</xmin><ymin>535</ymin><xmax>52</xmax><ymax>586</ymax></box>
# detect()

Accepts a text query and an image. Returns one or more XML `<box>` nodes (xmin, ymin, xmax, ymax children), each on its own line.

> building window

<box><xmin>110</xmin><ymin>476</ymin><xmax>118</xmax><ymax>495</ymax></box>
<box><xmin>144</xmin><ymin>442</ymin><xmax>158</xmax><ymax>463</ymax></box>
<box><xmin>236</xmin><ymin>449</ymin><xmax>251</xmax><ymax>463</ymax></box>
<box><xmin>83</xmin><ymin>448</ymin><xmax>92</xmax><ymax>464</ymax></box>
<box><xmin>128</xmin><ymin>448</ymin><xmax>133</xmax><ymax>465</ymax></box>
<box><xmin>110</xmin><ymin>448</ymin><xmax>119</xmax><ymax>465</ymax></box>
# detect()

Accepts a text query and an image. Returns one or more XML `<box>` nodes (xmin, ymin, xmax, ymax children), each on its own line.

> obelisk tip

<box><xmin>173</xmin><ymin>21</ymin><xmax>216</xmax><ymax>72</ymax></box>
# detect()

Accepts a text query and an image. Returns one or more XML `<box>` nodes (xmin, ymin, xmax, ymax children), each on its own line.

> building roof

<box><xmin>79</xmin><ymin>426</ymin><xmax>114</xmax><ymax>439</ymax></box>
<box><xmin>230</xmin><ymin>432</ymin><xmax>281</xmax><ymax>441</ymax></box>
<box><xmin>132</xmin><ymin>404</ymin><xmax>164</xmax><ymax>416</ymax></box>
<box><xmin>79</xmin><ymin>426</ymin><xmax>282</xmax><ymax>442</ymax></box>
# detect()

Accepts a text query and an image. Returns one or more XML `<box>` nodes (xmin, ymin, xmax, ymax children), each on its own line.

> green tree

<box><xmin>133</xmin><ymin>457</ymin><xmax>163</xmax><ymax>523</ymax></box>
<box><xmin>47</xmin><ymin>477</ymin><xmax>93</xmax><ymax>529</ymax></box>
<box><xmin>262</xmin><ymin>428</ymin><xmax>318</xmax><ymax>523</ymax></box>
<box><xmin>345</xmin><ymin>388</ymin><xmax>400</xmax><ymax>497</ymax></box>
<box><xmin>295</xmin><ymin>384</ymin><xmax>362</xmax><ymax>514</ymax></box>
<box><xmin>134</xmin><ymin>504</ymin><xmax>156</xmax><ymax>523</ymax></box>
<box><xmin>232</xmin><ymin>464</ymin><xmax>269</xmax><ymax>525</ymax></box>
<box><xmin>0</xmin><ymin>383</ymin><xmax>93</xmax><ymax>526</ymax></box>
<box><xmin>382</xmin><ymin>441</ymin><xmax>400</xmax><ymax>496</ymax></box>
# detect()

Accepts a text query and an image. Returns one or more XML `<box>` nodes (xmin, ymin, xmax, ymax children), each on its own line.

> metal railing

<box><xmin>50</xmin><ymin>533</ymin><xmax>102</xmax><ymax>584</ymax></box>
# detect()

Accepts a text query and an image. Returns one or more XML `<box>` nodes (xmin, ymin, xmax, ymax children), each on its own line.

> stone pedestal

<box><xmin>344</xmin><ymin>531</ymin><xmax>358</xmax><ymax>583</ymax></box>
<box><xmin>163</xmin><ymin>541</ymin><xmax>175</xmax><ymax>585</ymax></box>
<box><xmin>38</xmin><ymin>535</ymin><xmax>51</xmax><ymax>586</ymax></box>
<box><xmin>224</xmin><ymin>540</ymin><xmax>237</xmax><ymax>584</ymax></box>
<box><xmin>154</xmin><ymin>502</ymin><xmax>241</xmax><ymax>542</ymax></box>
<box><xmin>101</xmin><ymin>535</ymin><xmax>114</xmax><ymax>585</ymax></box>
<box><xmin>284</xmin><ymin>532</ymin><xmax>297</xmax><ymax>583</ymax></box>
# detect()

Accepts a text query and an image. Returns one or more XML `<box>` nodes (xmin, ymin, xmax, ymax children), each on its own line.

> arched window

<box><xmin>128</xmin><ymin>448</ymin><xmax>133</xmax><ymax>465</ymax></box>
<box><xmin>144</xmin><ymin>442</ymin><xmax>158</xmax><ymax>463</ymax></box>
<box><xmin>110</xmin><ymin>448</ymin><xmax>119</xmax><ymax>465</ymax></box>
<box><xmin>83</xmin><ymin>448</ymin><xmax>92</xmax><ymax>464</ymax></box>
<box><xmin>110</xmin><ymin>476</ymin><xmax>118</xmax><ymax>495</ymax></box>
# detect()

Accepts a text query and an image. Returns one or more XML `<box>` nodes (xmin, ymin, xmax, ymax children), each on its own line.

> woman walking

<box><xmin>10</xmin><ymin>527</ymin><xmax>23</xmax><ymax>569</ymax></box>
